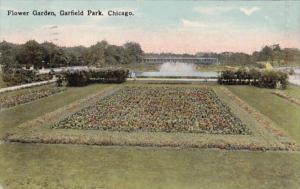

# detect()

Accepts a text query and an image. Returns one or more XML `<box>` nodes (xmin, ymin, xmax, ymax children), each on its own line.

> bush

<box><xmin>218</xmin><ymin>68</ymin><xmax>288</xmax><ymax>89</ymax></box>
<box><xmin>89</xmin><ymin>68</ymin><xmax>129</xmax><ymax>83</ymax></box>
<box><xmin>64</xmin><ymin>70</ymin><xmax>90</xmax><ymax>86</ymax></box>
<box><xmin>36</xmin><ymin>73</ymin><xmax>53</xmax><ymax>81</ymax></box>
<box><xmin>62</xmin><ymin>68</ymin><xmax>129</xmax><ymax>86</ymax></box>
<box><xmin>1</xmin><ymin>69</ymin><xmax>53</xmax><ymax>86</ymax></box>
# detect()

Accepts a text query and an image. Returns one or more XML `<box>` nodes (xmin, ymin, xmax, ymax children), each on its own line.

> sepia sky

<box><xmin>0</xmin><ymin>0</ymin><xmax>300</xmax><ymax>53</ymax></box>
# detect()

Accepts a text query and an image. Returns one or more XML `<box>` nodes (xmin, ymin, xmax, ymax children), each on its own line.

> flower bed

<box><xmin>0</xmin><ymin>85</ymin><xmax>66</xmax><ymax>109</ymax></box>
<box><xmin>52</xmin><ymin>86</ymin><xmax>250</xmax><ymax>135</ymax></box>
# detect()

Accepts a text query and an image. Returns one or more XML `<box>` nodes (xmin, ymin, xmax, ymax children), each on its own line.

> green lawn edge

<box><xmin>4</xmin><ymin>84</ymin><xmax>298</xmax><ymax>151</ymax></box>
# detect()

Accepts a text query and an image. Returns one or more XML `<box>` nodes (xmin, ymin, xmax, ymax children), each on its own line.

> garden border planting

<box><xmin>51</xmin><ymin>86</ymin><xmax>250</xmax><ymax>135</ymax></box>
<box><xmin>0</xmin><ymin>84</ymin><xmax>66</xmax><ymax>111</ymax></box>
<box><xmin>3</xmin><ymin>84</ymin><xmax>298</xmax><ymax>151</ymax></box>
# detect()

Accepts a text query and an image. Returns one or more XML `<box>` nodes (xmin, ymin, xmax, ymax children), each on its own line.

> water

<box><xmin>289</xmin><ymin>68</ymin><xmax>300</xmax><ymax>86</ymax></box>
<box><xmin>136</xmin><ymin>62</ymin><xmax>218</xmax><ymax>78</ymax></box>
<box><xmin>160</xmin><ymin>62</ymin><xmax>196</xmax><ymax>73</ymax></box>
<box><xmin>137</xmin><ymin>71</ymin><xmax>218</xmax><ymax>78</ymax></box>
<box><xmin>289</xmin><ymin>75</ymin><xmax>300</xmax><ymax>86</ymax></box>
<box><xmin>276</xmin><ymin>67</ymin><xmax>300</xmax><ymax>86</ymax></box>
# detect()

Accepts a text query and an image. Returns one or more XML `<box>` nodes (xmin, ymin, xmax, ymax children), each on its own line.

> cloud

<box><xmin>181</xmin><ymin>19</ymin><xmax>208</xmax><ymax>28</ymax></box>
<box><xmin>240</xmin><ymin>7</ymin><xmax>260</xmax><ymax>16</ymax></box>
<box><xmin>193</xmin><ymin>6</ymin><xmax>234</xmax><ymax>15</ymax></box>
<box><xmin>42</xmin><ymin>25</ymin><xmax>58</xmax><ymax>29</ymax></box>
<box><xmin>194</xmin><ymin>6</ymin><xmax>261</xmax><ymax>16</ymax></box>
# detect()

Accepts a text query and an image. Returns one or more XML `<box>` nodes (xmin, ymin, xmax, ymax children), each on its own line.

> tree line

<box><xmin>146</xmin><ymin>44</ymin><xmax>300</xmax><ymax>66</ymax></box>
<box><xmin>1</xmin><ymin>41</ymin><xmax>299</xmax><ymax>73</ymax></box>
<box><xmin>0</xmin><ymin>40</ymin><xmax>144</xmax><ymax>72</ymax></box>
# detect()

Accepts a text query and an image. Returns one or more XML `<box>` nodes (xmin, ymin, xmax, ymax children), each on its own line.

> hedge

<box><xmin>61</xmin><ymin>68</ymin><xmax>129</xmax><ymax>86</ymax></box>
<box><xmin>218</xmin><ymin>69</ymin><xmax>288</xmax><ymax>89</ymax></box>
<box><xmin>2</xmin><ymin>69</ymin><xmax>53</xmax><ymax>86</ymax></box>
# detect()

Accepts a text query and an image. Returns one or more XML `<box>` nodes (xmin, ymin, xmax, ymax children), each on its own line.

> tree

<box><xmin>86</xmin><ymin>41</ymin><xmax>108</xmax><ymax>67</ymax></box>
<box><xmin>123</xmin><ymin>42</ymin><xmax>144</xmax><ymax>64</ymax></box>
<box><xmin>105</xmin><ymin>45</ymin><xmax>123</xmax><ymax>65</ymax></box>
<box><xmin>23</xmin><ymin>40</ymin><xmax>44</xmax><ymax>69</ymax></box>
<box><xmin>259</xmin><ymin>46</ymin><xmax>274</xmax><ymax>62</ymax></box>
<box><xmin>65</xmin><ymin>45</ymin><xmax>88</xmax><ymax>66</ymax></box>
<box><xmin>41</xmin><ymin>42</ymin><xmax>56</xmax><ymax>67</ymax></box>
<box><xmin>0</xmin><ymin>41</ymin><xmax>16</xmax><ymax>73</ymax></box>
<box><xmin>283</xmin><ymin>48</ymin><xmax>300</xmax><ymax>64</ymax></box>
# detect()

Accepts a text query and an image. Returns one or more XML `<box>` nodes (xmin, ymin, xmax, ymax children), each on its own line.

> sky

<box><xmin>0</xmin><ymin>0</ymin><xmax>300</xmax><ymax>54</ymax></box>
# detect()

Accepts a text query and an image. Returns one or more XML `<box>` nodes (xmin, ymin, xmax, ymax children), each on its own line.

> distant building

<box><xmin>142</xmin><ymin>57</ymin><xmax>219</xmax><ymax>64</ymax></box>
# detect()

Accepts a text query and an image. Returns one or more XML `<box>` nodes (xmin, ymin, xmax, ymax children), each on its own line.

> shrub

<box><xmin>1</xmin><ymin>69</ymin><xmax>53</xmax><ymax>86</ymax></box>
<box><xmin>63</xmin><ymin>70</ymin><xmax>90</xmax><ymax>86</ymax></box>
<box><xmin>36</xmin><ymin>73</ymin><xmax>53</xmax><ymax>81</ymax></box>
<box><xmin>218</xmin><ymin>69</ymin><xmax>288</xmax><ymax>89</ymax></box>
<box><xmin>62</xmin><ymin>68</ymin><xmax>129</xmax><ymax>86</ymax></box>
<box><xmin>89</xmin><ymin>68</ymin><xmax>129</xmax><ymax>83</ymax></box>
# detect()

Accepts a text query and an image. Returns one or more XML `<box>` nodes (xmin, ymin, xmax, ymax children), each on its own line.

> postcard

<box><xmin>0</xmin><ymin>0</ymin><xmax>299</xmax><ymax>188</ymax></box>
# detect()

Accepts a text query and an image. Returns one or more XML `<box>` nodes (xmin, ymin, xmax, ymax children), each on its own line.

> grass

<box><xmin>0</xmin><ymin>143</ymin><xmax>299</xmax><ymax>189</ymax></box>
<box><xmin>0</xmin><ymin>84</ymin><xmax>66</xmax><ymax>110</ymax></box>
<box><xmin>4</xmin><ymin>84</ymin><xmax>296</xmax><ymax>151</ymax></box>
<box><xmin>0</xmin><ymin>83</ymin><xmax>300</xmax><ymax>188</ymax></box>
<box><xmin>0</xmin><ymin>137</ymin><xmax>299</xmax><ymax>187</ymax></box>
<box><xmin>285</xmin><ymin>84</ymin><xmax>300</xmax><ymax>100</ymax></box>
<box><xmin>0</xmin><ymin>84</ymin><xmax>115</xmax><ymax>138</ymax></box>
<box><xmin>227</xmin><ymin>85</ymin><xmax>300</xmax><ymax>143</ymax></box>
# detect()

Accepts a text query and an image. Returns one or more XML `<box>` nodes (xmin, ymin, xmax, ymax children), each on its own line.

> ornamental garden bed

<box><xmin>52</xmin><ymin>86</ymin><xmax>250</xmax><ymax>135</ymax></box>
<box><xmin>4</xmin><ymin>84</ymin><xmax>298</xmax><ymax>151</ymax></box>
<box><xmin>0</xmin><ymin>84</ymin><xmax>66</xmax><ymax>110</ymax></box>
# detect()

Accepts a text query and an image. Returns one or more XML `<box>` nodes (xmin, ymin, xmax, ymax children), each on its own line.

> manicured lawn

<box><xmin>286</xmin><ymin>84</ymin><xmax>300</xmax><ymax>100</ymax></box>
<box><xmin>227</xmin><ymin>85</ymin><xmax>300</xmax><ymax>142</ymax></box>
<box><xmin>0</xmin><ymin>84</ymin><xmax>114</xmax><ymax>138</ymax></box>
<box><xmin>0</xmin><ymin>83</ymin><xmax>299</xmax><ymax>189</ymax></box>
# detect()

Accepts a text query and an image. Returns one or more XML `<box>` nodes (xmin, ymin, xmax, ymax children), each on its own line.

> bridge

<box><xmin>142</xmin><ymin>57</ymin><xmax>219</xmax><ymax>64</ymax></box>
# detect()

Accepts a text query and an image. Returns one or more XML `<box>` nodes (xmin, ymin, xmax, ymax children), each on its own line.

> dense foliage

<box><xmin>1</xmin><ymin>40</ymin><xmax>299</xmax><ymax>72</ymax></box>
<box><xmin>52</xmin><ymin>86</ymin><xmax>250</xmax><ymax>135</ymax></box>
<box><xmin>147</xmin><ymin>44</ymin><xmax>300</xmax><ymax>66</ymax></box>
<box><xmin>62</xmin><ymin>68</ymin><xmax>129</xmax><ymax>86</ymax></box>
<box><xmin>0</xmin><ymin>85</ymin><xmax>65</xmax><ymax>109</ymax></box>
<box><xmin>0</xmin><ymin>40</ymin><xmax>144</xmax><ymax>69</ymax></box>
<box><xmin>218</xmin><ymin>69</ymin><xmax>288</xmax><ymax>89</ymax></box>
<box><xmin>2</xmin><ymin>69</ymin><xmax>53</xmax><ymax>86</ymax></box>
